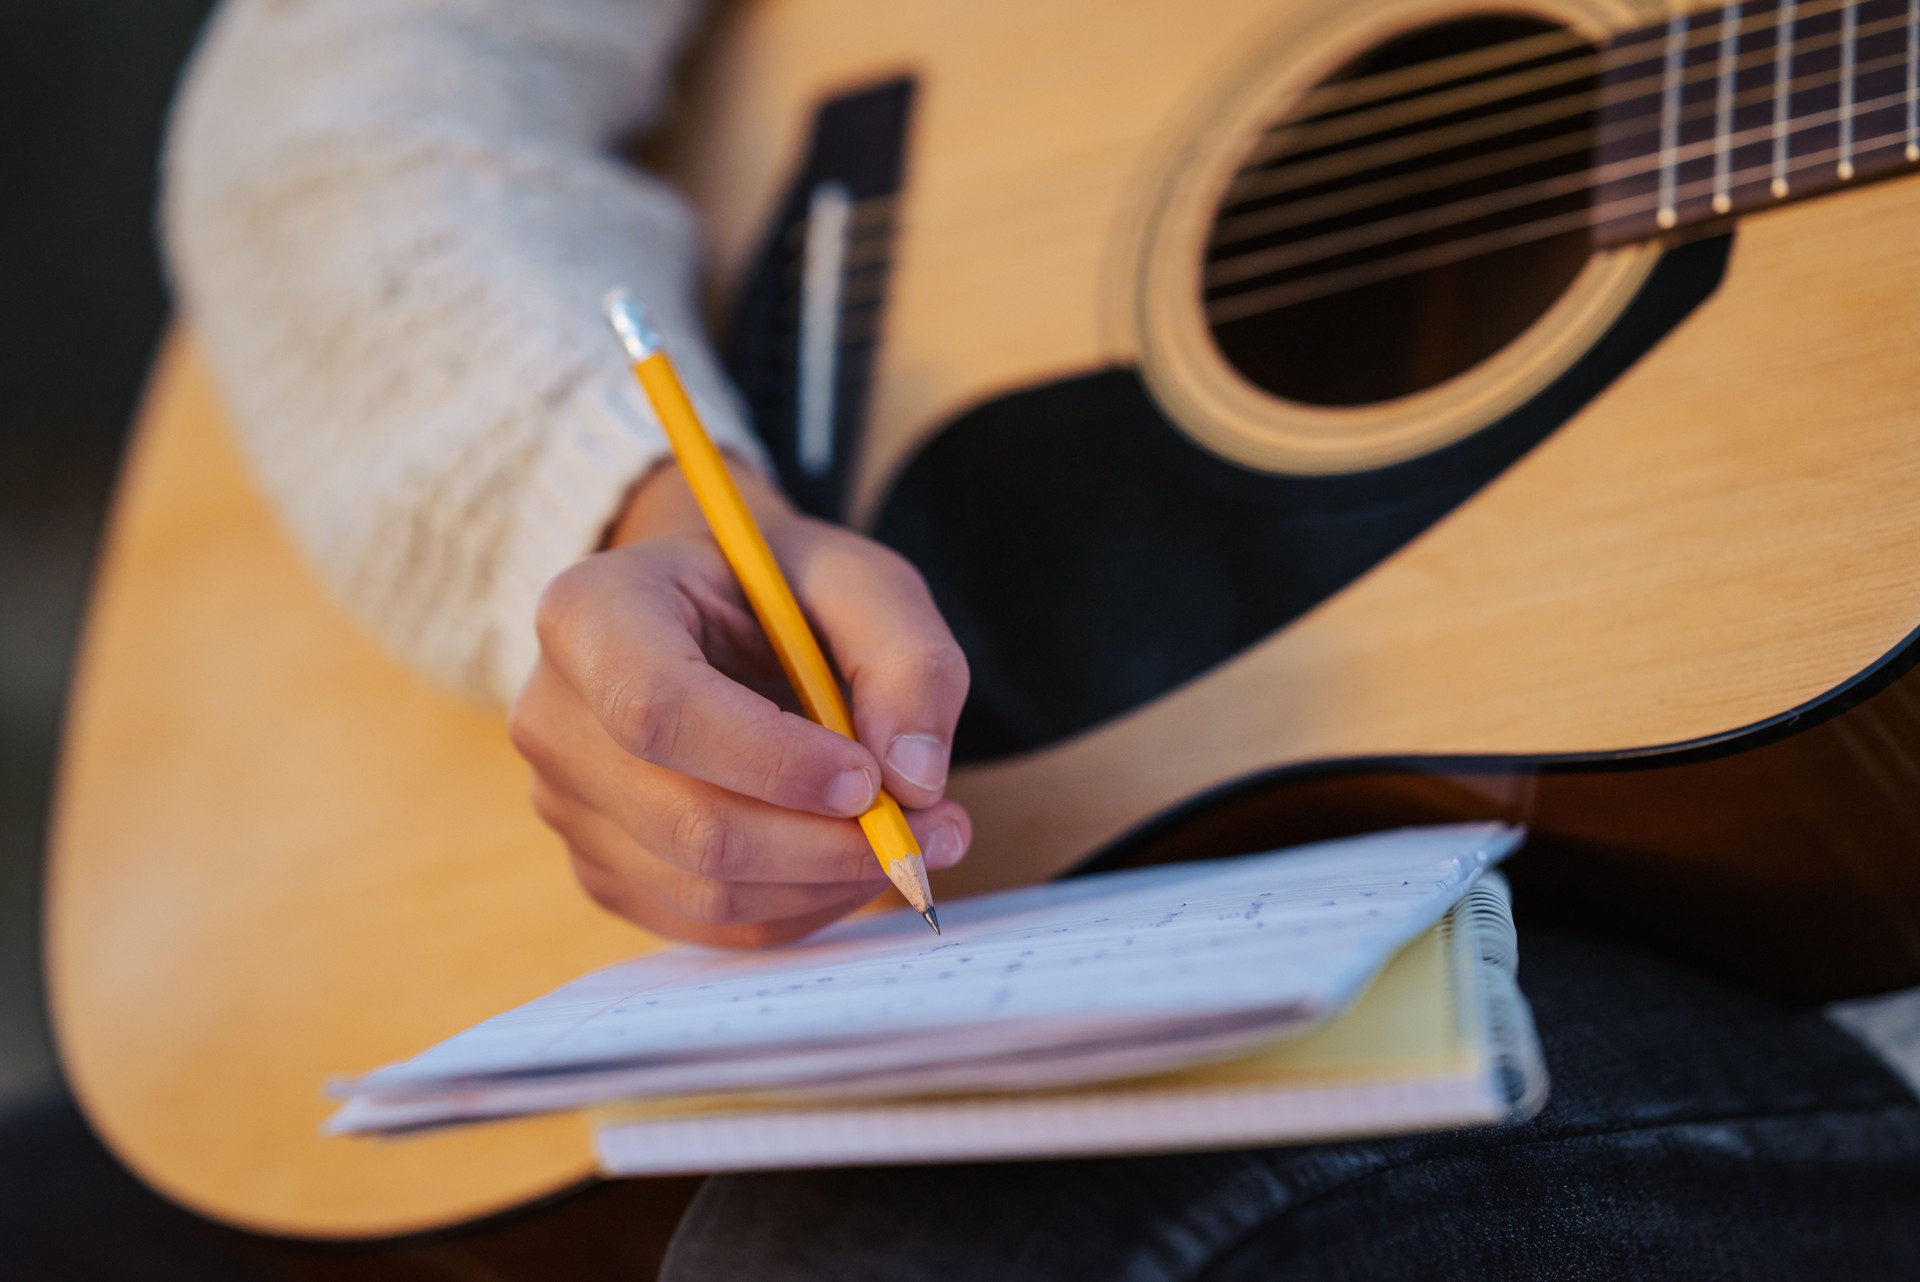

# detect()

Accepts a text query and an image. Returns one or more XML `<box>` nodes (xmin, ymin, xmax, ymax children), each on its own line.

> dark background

<box><xmin>0</xmin><ymin>0</ymin><xmax>218</xmax><ymax>1102</ymax></box>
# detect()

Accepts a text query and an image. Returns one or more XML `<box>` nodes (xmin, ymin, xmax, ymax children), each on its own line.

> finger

<box><xmin>519</xmin><ymin>680</ymin><xmax>971</xmax><ymax>882</ymax></box>
<box><xmin>573</xmin><ymin>857</ymin><xmax>872</xmax><ymax>949</ymax></box>
<box><xmin>536</xmin><ymin>552</ymin><xmax>883</xmax><ymax>817</ymax></box>
<box><xmin>536</xmin><ymin>781</ymin><xmax>889</xmax><ymax>929</ymax></box>
<box><xmin>780</xmin><ymin>525</ymin><xmax>970</xmax><ymax>808</ymax></box>
<box><xmin>609</xmin><ymin>773</ymin><xmax>973</xmax><ymax>885</ymax></box>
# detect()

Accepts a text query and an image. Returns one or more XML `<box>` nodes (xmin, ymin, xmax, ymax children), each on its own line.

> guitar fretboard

<box><xmin>1594</xmin><ymin>0</ymin><xmax>1920</xmax><ymax>244</ymax></box>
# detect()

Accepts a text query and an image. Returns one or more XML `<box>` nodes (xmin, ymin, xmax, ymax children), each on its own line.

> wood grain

<box><xmin>941</xmin><ymin>176</ymin><xmax>1920</xmax><ymax>893</ymax></box>
<box><xmin>45</xmin><ymin>336</ymin><xmax>662</xmax><ymax>1237</ymax></box>
<box><xmin>46</xmin><ymin>0</ymin><xmax>1920</xmax><ymax>1239</ymax></box>
<box><xmin>661</xmin><ymin>0</ymin><xmax>1920</xmax><ymax>895</ymax></box>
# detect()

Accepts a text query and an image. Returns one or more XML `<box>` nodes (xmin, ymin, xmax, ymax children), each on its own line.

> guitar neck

<box><xmin>1593</xmin><ymin>0</ymin><xmax>1920</xmax><ymax>244</ymax></box>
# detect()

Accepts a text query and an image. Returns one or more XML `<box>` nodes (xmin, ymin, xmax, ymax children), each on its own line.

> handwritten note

<box><xmin>330</xmin><ymin>824</ymin><xmax>1520</xmax><ymax>1134</ymax></box>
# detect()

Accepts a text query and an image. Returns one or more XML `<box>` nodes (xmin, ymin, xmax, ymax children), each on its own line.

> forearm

<box><xmin>163</xmin><ymin>0</ymin><xmax>767</xmax><ymax>704</ymax></box>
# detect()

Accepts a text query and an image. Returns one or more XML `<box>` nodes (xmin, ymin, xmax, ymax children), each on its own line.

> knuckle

<box><xmin>506</xmin><ymin>696</ymin><xmax>549</xmax><ymax>766</ymax></box>
<box><xmin>527</xmin><ymin>777</ymin><xmax>566</xmax><ymax>830</ymax></box>
<box><xmin>570</xmin><ymin>861</ymin><xmax>626</xmax><ymax>918</ymax></box>
<box><xmin>670</xmin><ymin>796</ymin><xmax>738</xmax><ymax>881</ymax></box>
<box><xmin>683</xmin><ymin>875</ymin><xmax>741</xmax><ymax>926</ymax></box>
<box><xmin>923</xmin><ymin>638</ymin><xmax>971</xmax><ymax>687</ymax></box>
<box><xmin>533</xmin><ymin>562</ymin><xmax>593</xmax><ymax>656</ymax></box>
<box><xmin>606</xmin><ymin>672</ymin><xmax>682</xmax><ymax>763</ymax></box>
<box><xmin>754</xmin><ymin>735</ymin><xmax>800</xmax><ymax>804</ymax></box>
<box><xmin>895</xmin><ymin>638</ymin><xmax>970</xmax><ymax>697</ymax></box>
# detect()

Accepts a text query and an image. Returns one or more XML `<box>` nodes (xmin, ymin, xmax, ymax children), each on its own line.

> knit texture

<box><xmin>163</xmin><ymin>0</ymin><xmax>761</xmax><ymax>705</ymax></box>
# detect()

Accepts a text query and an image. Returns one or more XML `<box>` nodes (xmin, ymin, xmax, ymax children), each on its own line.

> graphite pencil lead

<box><xmin>922</xmin><ymin>907</ymin><xmax>941</xmax><ymax>935</ymax></box>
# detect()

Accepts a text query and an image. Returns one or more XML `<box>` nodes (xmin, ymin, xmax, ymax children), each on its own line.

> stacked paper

<box><xmin>329</xmin><ymin>823</ymin><xmax>1522</xmax><ymax>1135</ymax></box>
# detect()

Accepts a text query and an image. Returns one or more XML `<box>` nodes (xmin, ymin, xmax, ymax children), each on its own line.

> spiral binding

<box><xmin>1450</xmin><ymin>872</ymin><xmax>1550</xmax><ymax>1123</ymax></box>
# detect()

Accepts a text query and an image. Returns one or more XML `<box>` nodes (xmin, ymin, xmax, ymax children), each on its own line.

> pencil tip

<box><xmin>922</xmin><ymin>907</ymin><xmax>941</xmax><ymax>935</ymax></box>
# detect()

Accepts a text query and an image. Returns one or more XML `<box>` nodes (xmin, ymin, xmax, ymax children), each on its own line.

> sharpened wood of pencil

<box><xmin>603</xmin><ymin>290</ymin><xmax>939</xmax><ymax>933</ymax></box>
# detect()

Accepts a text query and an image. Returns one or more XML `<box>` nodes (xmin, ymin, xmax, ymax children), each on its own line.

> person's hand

<box><xmin>509</xmin><ymin>458</ymin><xmax>972</xmax><ymax>948</ymax></box>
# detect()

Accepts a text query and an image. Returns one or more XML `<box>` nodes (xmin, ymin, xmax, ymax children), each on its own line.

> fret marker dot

<box><xmin>1656</xmin><ymin>207</ymin><xmax>1677</xmax><ymax>230</ymax></box>
<box><xmin>1838</xmin><ymin>160</ymin><xmax>1856</xmax><ymax>181</ymax></box>
<box><xmin>1770</xmin><ymin>178</ymin><xmax>1790</xmax><ymax>199</ymax></box>
<box><xmin>1711</xmin><ymin>194</ymin><xmax>1731</xmax><ymax>215</ymax></box>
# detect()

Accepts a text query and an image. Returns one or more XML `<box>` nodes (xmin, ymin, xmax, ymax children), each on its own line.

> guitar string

<box><xmin>817</xmin><ymin>80</ymin><xmax>1911</xmax><ymax>345</ymax></box>
<box><xmin>1276</xmin><ymin>26</ymin><xmax>1587</xmax><ymax>124</ymax></box>
<box><xmin>800</xmin><ymin>3</ymin><xmax>1893</xmax><ymax>274</ymax></box>
<box><xmin>792</xmin><ymin>100</ymin><xmax>1879</xmax><ymax>356</ymax></box>
<box><xmin>820</xmin><ymin>65</ymin><xmax>1916</xmax><ymax>318</ymax></box>
<box><xmin>1223</xmin><ymin>5</ymin><xmax>1904</xmax><ymax>218</ymax></box>
<box><xmin>1204</xmin><ymin>112</ymin><xmax>1901</xmax><ymax>325</ymax></box>
<box><xmin>1239</xmin><ymin>0</ymin><xmax>1870</xmax><ymax>170</ymax></box>
<box><xmin>1203</xmin><ymin>44</ymin><xmax>1913</xmax><ymax>291</ymax></box>
<box><xmin>813</xmin><ymin>4</ymin><xmax>1907</xmax><ymax>285</ymax></box>
<box><xmin>1210</xmin><ymin>130</ymin><xmax>1592</xmax><ymax>248</ymax></box>
<box><xmin>1263</xmin><ymin>0</ymin><xmax>1864</xmax><ymax>130</ymax></box>
<box><xmin>1212</xmin><ymin>32</ymin><xmax>1900</xmax><ymax>254</ymax></box>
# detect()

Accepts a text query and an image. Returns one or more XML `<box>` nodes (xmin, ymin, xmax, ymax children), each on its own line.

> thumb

<box><xmin>782</xmin><ymin>524</ymin><xmax>969</xmax><ymax>810</ymax></box>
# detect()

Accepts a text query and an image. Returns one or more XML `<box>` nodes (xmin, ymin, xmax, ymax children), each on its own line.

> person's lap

<box><xmin>661</xmin><ymin>931</ymin><xmax>1920</xmax><ymax>1281</ymax></box>
<box><xmin>6</xmin><ymin>929</ymin><xmax>1916</xmax><ymax>1280</ymax></box>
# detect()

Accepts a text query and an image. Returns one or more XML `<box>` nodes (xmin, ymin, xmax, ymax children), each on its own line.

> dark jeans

<box><xmin>6</xmin><ymin>931</ymin><xmax>1919</xmax><ymax>1280</ymax></box>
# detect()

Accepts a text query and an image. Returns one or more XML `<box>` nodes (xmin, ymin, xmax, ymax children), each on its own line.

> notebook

<box><xmin>328</xmin><ymin>824</ymin><xmax>1545</xmax><ymax>1170</ymax></box>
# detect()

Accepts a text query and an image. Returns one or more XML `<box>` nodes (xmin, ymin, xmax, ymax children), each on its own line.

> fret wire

<box><xmin>1228</xmin><ymin>5</ymin><xmax>1911</xmax><ymax>219</ymax></box>
<box><xmin>1840</xmin><ymin>1</ymin><xmax>1860</xmax><ymax>180</ymax></box>
<box><xmin>826</xmin><ymin>64</ymin><xmax>1920</xmax><ymax>321</ymax></box>
<box><xmin>1715</xmin><ymin>3</ymin><xmax>1743</xmax><ymax>214</ymax></box>
<box><xmin>1241</xmin><ymin>0</ymin><xmax>1878</xmax><ymax>188</ymax></box>
<box><xmin>1199</xmin><ymin>80</ymin><xmax>1920</xmax><ymax>321</ymax></box>
<box><xmin>1657</xmin><ymin>13</ymin><xmax>1688</xmax><ymax>228</ymax></box>
<box><xmin>1225</xmin><ymin>31</ymin><xmax>1912</xmax><ymax>243</ymax></box>
<box><xmin>1205</xmin><ymin>118</ymin><xmax>1912</xmax><ymax>326</ymax></box>
<box><xmin>829</xmin><ymin>4</ymin><xmax>1920</xmax><ymax>306</ymax></box>
<box><xmin>1909</xmin><ymin>0</ymin><xmax>1919</xmax><ymax>159</ymax></box>
<box><xmin>1266</xmin><ymin>0</ymin><xmax>1877</xmax><ymax>147</ymax></box>
<box><xmin>839</xmin><ymin>36</ymin><xmax>1920</xmax><ymax>281</ymax></box>
<box><xmin>1207</xmin><ymin>49</ymin><xmax>1920</xmax><ymax>289</ymax></box>
<box><xmin>1774</xmin><ymin>1</ymin><xmax>1799</xmax><ymax>197</ymax></box>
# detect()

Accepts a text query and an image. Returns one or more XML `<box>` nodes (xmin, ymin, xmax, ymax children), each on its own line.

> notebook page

<box><xmin>591</xmin><ymin>892</ymin><xmax>1531</xmax><ymax>1174</ymax></box>
<box><xmin>332</xmin><ymin>824</ymin><xmax>1520</xmax><ymax>1131</ymax></box>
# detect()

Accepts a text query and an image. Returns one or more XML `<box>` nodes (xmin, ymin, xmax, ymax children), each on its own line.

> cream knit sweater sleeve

<box><xmin>163</xmin><ymin>0</ymin><xmax>766</xmax><ymax>705</ymax></box>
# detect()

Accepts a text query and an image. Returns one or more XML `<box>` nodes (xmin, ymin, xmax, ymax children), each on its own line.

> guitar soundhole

<box><xmin>1205</xmin><ymin>16</ymin><xmax>1600</xmax><ymax>407</ymax></box>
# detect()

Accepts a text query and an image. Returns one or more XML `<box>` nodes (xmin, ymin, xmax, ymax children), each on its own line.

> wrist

<box><xmin>607</xmin><ymin>452</ymin><xmax>793</xmax><ymax>548</ymax></box>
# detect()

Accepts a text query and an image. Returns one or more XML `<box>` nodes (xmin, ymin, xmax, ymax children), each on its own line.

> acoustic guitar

<box><xmin>48</xmin><ymin>0</ymin><xmax>1920</xmax><ymax>1241</ymax></box>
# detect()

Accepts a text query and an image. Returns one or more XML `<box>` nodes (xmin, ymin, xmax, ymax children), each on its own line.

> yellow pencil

<box><xmin>604</xmin><ymin>290</ymin><xmax>939</xmax><ymax>933</ymax></box>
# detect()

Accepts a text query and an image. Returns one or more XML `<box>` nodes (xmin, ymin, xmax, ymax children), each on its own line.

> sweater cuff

<box><xmin>485</xmin><ymin>356</ymin><xmax>771</xmax><ymax>705</ymax></box>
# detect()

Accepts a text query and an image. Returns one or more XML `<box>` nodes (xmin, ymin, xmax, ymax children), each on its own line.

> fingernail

<box><xmin>826</xmin><ymin>767</ymin><xmax>876</xmax><ymax>817</ymax></box>
<box><xmin>886</xmin><ymin>734</ymin><xmax>950</xmax><ymax>792</ymax></box>
<box><xmin>924</xmin><ymin>823</ymin><xmax>965</xmax><ymax>867</ymax></box>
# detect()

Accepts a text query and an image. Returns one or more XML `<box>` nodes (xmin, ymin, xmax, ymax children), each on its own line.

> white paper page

<box><xmin>333</xmin><ymin>824</ymin><xmax>1519</xmax><ymax>1130</ymax></box>
<box><xmin>591</xmin><ymin>1073</ymin><xmax>1509</xmax><ymax>1175</ymax></box>
<box><xmin>327</xmin><ymin>1009</ymin><xmax>1323</xmax><ymax>1134</ymax></box>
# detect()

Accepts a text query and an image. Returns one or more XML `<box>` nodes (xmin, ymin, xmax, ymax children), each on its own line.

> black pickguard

<box><xmin>728</xmin><ymin>81</ymin><xmax>1734</xmax><ymax>765</ymax></box>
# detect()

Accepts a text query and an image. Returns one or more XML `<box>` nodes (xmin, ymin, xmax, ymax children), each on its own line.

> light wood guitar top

<box><xmin>45</xmin><ymin>335</ymin><xmax>654</xmax><ymax>1237</ymax></box>
<box><xmin>44</xmin><ymin>0</ymin><xmax>1920</xmax><ymax>1239</ymax></box>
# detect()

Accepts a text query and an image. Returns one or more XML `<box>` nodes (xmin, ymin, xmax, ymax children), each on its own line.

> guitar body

<box><xmin>47</xmin><ymin>0</ymin><xmax>1920</xmax><ymax>1241</ymax></box>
